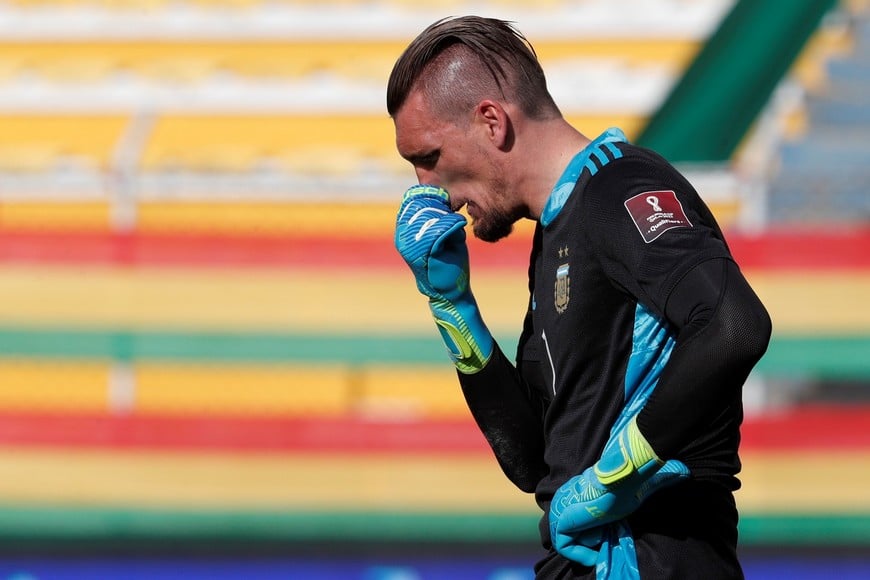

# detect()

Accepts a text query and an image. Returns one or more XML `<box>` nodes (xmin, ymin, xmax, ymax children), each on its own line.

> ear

<box><xmin>476</xmin><ymin>100</ymin><xmax>510</xmax><ymax>150</ymax></box>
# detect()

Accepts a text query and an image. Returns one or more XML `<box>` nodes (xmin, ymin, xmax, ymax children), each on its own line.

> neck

<box><xmin>515</xmin><ymin>116</ymin><xmax>590</xmax><ymax>220</ymax></box>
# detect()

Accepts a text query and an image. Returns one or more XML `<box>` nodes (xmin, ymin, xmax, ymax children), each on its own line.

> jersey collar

<box><xmin>540</xmin><ymin>127</ymin><xmax>628</xmax><ymax>227</ymax></box>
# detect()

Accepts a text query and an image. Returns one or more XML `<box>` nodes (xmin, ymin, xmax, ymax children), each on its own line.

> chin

<box><xmin>473</xmin><ymin>220</ymin><xmax>514</xmax><ymax>243</ymax></box>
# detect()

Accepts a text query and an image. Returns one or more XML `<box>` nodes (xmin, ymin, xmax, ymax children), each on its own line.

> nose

<box><xmin>414</xmin><ymin>167</ymin><xmax>439</xmax><ymax>187</ymax></box>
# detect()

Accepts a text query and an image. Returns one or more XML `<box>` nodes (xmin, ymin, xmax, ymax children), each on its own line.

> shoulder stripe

<box><xmin>591</xmin><ymin>147</ymin><xmax>609</xmax><ymax>168</ymax></box>
<box><xmin>541</xmin><ymin>127</ymin><xmax>629</xmax><ymax>226</ymax></box>
<box><xmin>604</xmin><ymin>141</ymin><xmax>624</xmax><ymax>161</ymax></box>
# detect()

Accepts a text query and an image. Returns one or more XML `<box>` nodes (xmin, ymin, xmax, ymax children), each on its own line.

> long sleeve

<box><xmin>637</xmin><ymin>257</ymin><xmax>772</xmax><ymax>459</ymax></box>
<box><xmin>457</xmin><ymin>344</ymin><xmax>548</xmax><ymax>493</ymax></box>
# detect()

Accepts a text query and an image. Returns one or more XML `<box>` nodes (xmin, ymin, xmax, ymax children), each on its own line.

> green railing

<box><xmin>0</xmin><ymin>327</ymin><xmax>867</xmax><ymax>381</ymax></box>
<box><xmin>0</xmin><ymin>506</ymin><xmax>866</xmax><ymax>551</ymax></box>
<box><xmin>637</xmin><ymin>0</ymin><xmax>838</xmax><ymax>162</ymax></box>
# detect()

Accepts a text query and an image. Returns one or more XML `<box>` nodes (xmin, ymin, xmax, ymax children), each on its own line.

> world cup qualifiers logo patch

<box><xmin>624</xmin><ymin>190</ymin><xmax>693</xmax><ymax>243</ymax></box>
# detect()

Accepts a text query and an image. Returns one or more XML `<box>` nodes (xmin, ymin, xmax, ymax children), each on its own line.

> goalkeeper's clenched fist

<box><xmin>394</xmin><ymin>185</ymin><xmax>494</xmax><ymax>374</ymax></box>
<box><xmin>549</xmin><ymin>417</ymin><xmax>690</xmax><ymax>564</ymax></box>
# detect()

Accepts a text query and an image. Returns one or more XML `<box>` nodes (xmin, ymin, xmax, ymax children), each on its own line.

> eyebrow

<box><xmin>404</xmin><ymin>149</ymin><xmax>439</xmax><ymax>167</ymax></box>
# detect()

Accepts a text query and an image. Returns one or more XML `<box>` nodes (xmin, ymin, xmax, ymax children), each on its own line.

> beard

<box><xmin>471</xmin><ymin>204</ymin><xmax>521</xmax><ymax>243</ymax></box>
<box><xmin>468</xmin><ymin>173</ymin><xmax>523</xmax><ymax>243</ymax></box>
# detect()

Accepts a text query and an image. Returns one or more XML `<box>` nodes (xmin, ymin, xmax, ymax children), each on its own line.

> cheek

<box><xmin>446</xmin><ymin>153</ymin><xmax>482</xmax><ymax>181</ymax></box>
<box><xmin>441</xmin><ymin>149</ymin><xmax>502</xmax><ymax>204</ymax></box>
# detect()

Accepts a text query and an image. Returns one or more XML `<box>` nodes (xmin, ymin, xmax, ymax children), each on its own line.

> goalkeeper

<box><xmin>389</xmin><ymin>16</ymin><xmax>771</xmax><ymax>580</ymax></box>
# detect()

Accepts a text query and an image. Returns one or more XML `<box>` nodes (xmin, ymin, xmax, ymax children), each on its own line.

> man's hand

<box><xmin>594</xmin><ymin>414</ymin><xmax>663</xmax><ymax>486</ymax></box>
<box><xmin>550</xmin><ymin>525</ymin><xmax>603</xmax><ymax>567</ymax></box>
<box><xmin>395</xmin><ymin>185</ymin><xmax>494</xmax><ymax>373</ymax></box>
<box><xmin>549</xmin><ymin>417</ymin><xmax>690</xmax><ymax>563</ymax></box>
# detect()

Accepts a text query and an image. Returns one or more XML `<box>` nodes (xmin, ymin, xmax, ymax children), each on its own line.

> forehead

<box><xmin>393</xmin><ymin>90</ymin><xmax>444</xmax><ymax>158</ymax></box>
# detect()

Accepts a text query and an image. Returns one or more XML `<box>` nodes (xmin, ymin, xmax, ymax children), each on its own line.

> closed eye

<box><xmin>409</xmin><ymin>150</ymin><xmax>440</xmax><ymax>169</ymax></box>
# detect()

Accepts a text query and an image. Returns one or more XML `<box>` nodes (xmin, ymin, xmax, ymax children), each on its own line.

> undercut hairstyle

<box><xmin>386</xmin><ymin>16</ymin><xmax>561</xmax><ymax>122</ymax></box>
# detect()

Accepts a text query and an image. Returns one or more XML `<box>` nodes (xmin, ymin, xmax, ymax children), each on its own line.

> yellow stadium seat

<box><xmin>0</xmin><ymin>57</ymin><xmax>24</xmax><ymax>82</ymax></box>
<box><xmin>790</xmin><ymin>21</ymin><xmax>853</xmax><ymax>93</ymax></box>
<box><xmin>486</xmin><ymin>0</ymin><xmax>564</xmax><ymax>5</ymax></box>
<box><xmin>36</xmin><ymin>57</ymin><xmax>116</xmax><ymax>82</ymax></box>
<box><xmin>330</xmin><ymin>53</ymin><xmax>400</xmax><ymax>83</ymax></box>
<box><xmin>137</xmin><ymin>113</ymin><xmax>650</xmax><ymax>174</ymax></box>
<box><xmin>135</xmin><ymin>200</ymin><xmax>398</xmax><ymax>235</ymax></box>
<box><xmin>135</xmin><ymin>362</ymin><xmax>351</xmax><ymax>417</ymax></box>
<box><xmin>537</xmin><ymin>39</ymin><xmax>699</xmax><ymax>70</ymax></box>
<box><xmin>250</xmin><ymin>41</ymin><xmax>403</xmax><ymax>80</ymax></box>
<box><xmin>186</xmin><ymin>0</ymin><xmax>261</xmax><ymax>8</ymax></box>
<box><xmin>384</xmin><ymin>0</ymin><xmax>467</xmax><ymax>9</ymax></box>
<box><xmin>0</xmin><ymin>38</ymin><xmax>698</xmax><ymax>84</ymax></box>
<box><xmin>9</xmin><ymin>0</ymin><xmax>169</xmax><ymax>6</ymax></box>
<box><xmin>0</xmin><ymin>145</ymin><xmax>59</xmax><ymax>172</ymax></box>
<box><xmin>0</xmin><ymin>360</ymin><xmax>110</xmax><ymax>413</ymax></box>
<box><xmin>97</xmin><ymin>0</ymin><xmax>171</xmax><ymax>10</ymax></box>
<box><xmin>140</xmin><ymin>114</ymin><xmax>397</xmax><ymax>172</ymax></box>
<box><xmin>380</xmin><ymin>149</ymin><xmax>417</xmax><ymax>177</ymax></box>
<box><xmin>136</xmin><ymin>57</ymin><xmax>219</xmax><ymax>83</ymax></box>
<box><xmin>277</xmin><ymin>146</ymin><xmax>366</xmax><ymax>176</ymax></box>
<box><xmin>178</xmin><ymin>144</ymin><xmax>263</xmax><ymax>173</ymax></box>
<box><xmin>0</xmin><ymin>43</ymin><xmax>112</xmax><ymax>81</ymax></box>
<box><xmin>843</xmin><ymin>0</ymin><xmax>870</xmax><ymax>14</ymax></box>
<box><xmin>0</xmin><ymin>201</ymin><xmax>112</xmax><ymax>229</ymax></box>
<box><xmin>0</xmin><ymin>115</ymin><xmax>129</xmax><ymax>170</ymax></box>
<box><xmin>0</xmin><ymin>41</ymin><xmax>394</xmax><ymax>82</ymax></box>
<box><xmin>358</xmin><ymin>365</ymin><xmax>468</xmax><ymax>419</ymax></box>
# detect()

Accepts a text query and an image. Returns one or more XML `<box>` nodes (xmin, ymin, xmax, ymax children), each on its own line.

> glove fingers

<box><xmin>396</xmin><ymin>183</ymin><xmax>450</xmax><ymax>230</ymax></box>
<box><xmin>400</xmin><ymin>184</ymin><xmax>450</xmax><ymax>207</ymax></box>
<box><xmin>397</xmin><ymin>204</ymin><xmax>450</xmax><ymax>239</ymax></box>
<box><xmin>395</xmin><ymin>202</ymin><xmax>465</xmax><ymax>288</ymax></box>
<box><xmin>429</xmin><ymin>212</ymin><xmax>467</xmax><ymax>253</ymax></box>
<box><xmin>397</xmin><ymin>205</ymin><xmax>464</xmax><ymax>251</ymax></box>
<box><xmin>660</xmin><ymin>459</ymin><xmax>690</xmax><ymax>476</ymax></box>
<box><xmin>554</xmin><ymin>531</ymin><xmax>600</xmax><ymax>566</ymax></box>
<box><xmin>647</xmin><ymin>460</ymin><xmax>690</xmax><ymax>486</ymax></box>
<box><xmin>396</xmin><ymin>186</ymin><xmax>450</xmax><ymax>227</ymax></box>
<box><xmin>556</xmin><ymin>493</ymin><xmax>618</xmax><ymax>535</ymax></box>
<box><xmin>559</xmin><ymin>542</ymin><xmax>599</xmax><ymax>567</ymax></box>
<box><xmin>636</xmin><ymin>459</ymin><xmax>690</xmax><ymax>501</ymax></box>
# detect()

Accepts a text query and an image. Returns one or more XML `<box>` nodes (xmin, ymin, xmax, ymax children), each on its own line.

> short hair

<box><xmin>386</xmin><ymin>16</ymin><xmax>560</xmax><ymax>121</ymax></box>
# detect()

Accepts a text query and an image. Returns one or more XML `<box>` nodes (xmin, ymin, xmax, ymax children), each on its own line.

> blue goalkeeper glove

<box><xmin>549</xmin><ymin>417</ymin><xmax>690</xmax><ymax>563</ymax></box>
<box><xmin>394</xmin><ymin>185</ymin><xmax>494</xmax><ymax>374</ymax></box>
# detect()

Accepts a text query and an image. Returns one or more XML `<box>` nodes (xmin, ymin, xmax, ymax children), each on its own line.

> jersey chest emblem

<box><xmin>624</xmin><ymin>190</ymin><xmax>693</xmax><ymax>243</ymax></box>
<box><xmin>555</xmin><ymin>262</ymin><xmax>570</xmax><ymax>314</ymax></box>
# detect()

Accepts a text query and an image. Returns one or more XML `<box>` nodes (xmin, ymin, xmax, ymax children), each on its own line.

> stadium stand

<box><xmin>0</xmin><ymin>114</ymin><xmax>127</xmax><ymax>171</ymax></box>
<box><xmin>768</xmin><ymin>7</ymin><xmax>870</xmax><ymax>223</ymax></box>
<box><xmin>0</xmin><ymin>0</ymin><xmax>722</xmax><ymax>210</ymax></box>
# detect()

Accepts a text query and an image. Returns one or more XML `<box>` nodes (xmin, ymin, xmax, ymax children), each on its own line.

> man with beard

<box><xmin>389</xmin><ymin>16</ymin><xmax>771</xmax><ymax>579</ymax></box>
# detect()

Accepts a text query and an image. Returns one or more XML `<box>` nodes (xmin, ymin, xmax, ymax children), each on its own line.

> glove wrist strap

<box><xmin>594</xmin><ymin>417</ymin><xmax>661</xmax><ymax>486</ymax></box>
<box><xmin>429</xmin><ymin>297</ymin><xmax>493</xmax><ymax>374</ymax></box>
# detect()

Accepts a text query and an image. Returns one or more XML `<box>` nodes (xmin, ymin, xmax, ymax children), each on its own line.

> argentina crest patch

<box><xmin>624</xmin><ymin>190</ymin><xmax>693</xmax><ymax>243</ymax></box>
<box><xmin>554</xmin><ymin>262</ymin><xmax>570</xmax><ymax>314</ymax></box>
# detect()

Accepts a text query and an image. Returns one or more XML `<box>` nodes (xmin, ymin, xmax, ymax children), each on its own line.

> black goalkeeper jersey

<box><xmin>523</xmin><ymin>128</ymin><xmax>739</xmax><ymax>496</ymax></box>
<box><xmin>458</xmin><ymin>128</ymin><xmax>768</xmax><ymax>578</ymax></box>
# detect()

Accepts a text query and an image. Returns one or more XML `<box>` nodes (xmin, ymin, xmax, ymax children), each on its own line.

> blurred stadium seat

<box><xmin>0</xmin><ymin>359</ymin><xmax>109</xmax><ymax>412</ymax></box>
<box><xmin>768</xmin><ymin>6</ymin><xmax>870</xmax><ymax>223</ymax></box>
<box><xmin>135</xmin><ymin>362</ymin><xmax>352</xmax><ymax>416</ymax></box>
<box><xmin>139</xmin><ymin>114</ymin><xmax>396</xmax><ymax>172</ymax></box>
<box><xmin>0</xmin><ymin>114</ymin><xmax>127</xmax><ymax>171</ymax></box>
<box><xmin>0</xmin><ymin>0</ymin><xmax>714</xmax><ymax>193</ymax></box>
